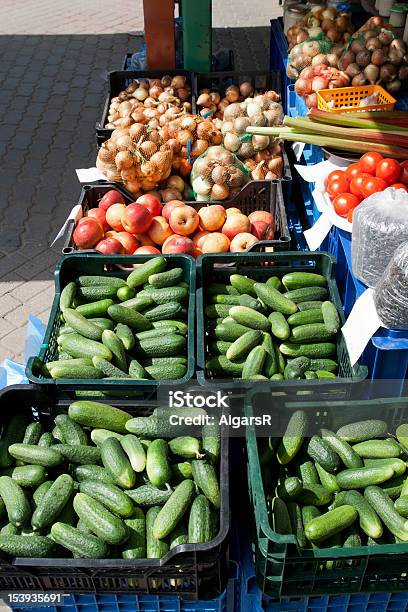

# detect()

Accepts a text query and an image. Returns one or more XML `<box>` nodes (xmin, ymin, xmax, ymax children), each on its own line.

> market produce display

<box><xmin>286</xmin><ymin>6</ymin><xmax>354</xmax><ymax>49</ymax></box>
<box><xmin>72</xmin><ymin>187</ymin><xmax>276</xmax><ymax>256</ymax></box>
<box><xmin>42</xmin><ymin>256</ymin><xmax>191</xmax><ymax>381</ymax></box>
<box><xmin>204</xmin><ymin>270</ymin><xmax>343</xmax><ymax>380</ymax></box>
<box><xmin>260</xmin><ymin>411</ymin><xmax>408</xmax><ymax>547</ymax></box>
<box><xmin>0</xmin><ymin>402</ymin><xmax>221</xmax><ymax>558</ymax></box>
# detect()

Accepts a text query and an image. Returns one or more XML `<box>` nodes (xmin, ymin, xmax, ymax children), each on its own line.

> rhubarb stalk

<box><xmin>308</xmin><ymin>108</ymin><xmax>408</xmax><ymax>133</ymax></box>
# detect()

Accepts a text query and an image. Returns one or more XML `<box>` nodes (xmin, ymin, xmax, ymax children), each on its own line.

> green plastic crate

<box><xmin>26</xmin><ymin>253</ymin><xmax>195</xmax><ymax>392</ymax></box>
<box><xmin>245</xmin><ymin>387</ymin><xmax>408</xmax><ymax>599</ymax></box>
<box><xmin>195</xmin><ymin>251</ymin><xmax>367</xmax><ymax>391</ymax></box>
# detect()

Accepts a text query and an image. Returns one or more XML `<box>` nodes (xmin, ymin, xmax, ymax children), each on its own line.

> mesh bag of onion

<box><xmin>190</xmin><ymin>145</ymin><xmax>249</xmax><ymax>201</ymax></box>
<box><xmin>96</xmin><ymin>123</ymin><xmax>173</xmax><ymax>195</ymax></box>
<box><xmin>286</xmin><ymin>35</ymin><xmax>340</xmax><ymax>80</ymax></box>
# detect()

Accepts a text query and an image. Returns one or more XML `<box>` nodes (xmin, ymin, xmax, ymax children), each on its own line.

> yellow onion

<box><xmin>166</xmin><ymin>175</ymin><xmax>185</xmax><ymax>192</ymax></box>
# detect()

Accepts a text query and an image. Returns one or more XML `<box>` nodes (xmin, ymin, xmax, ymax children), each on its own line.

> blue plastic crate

<box><xmin>334</xmin><ymin>230</ymin><xmax>408</xmax><ymax>387</ymax></box>
<box><xmin>269</xmin><ymin>19</ymin><xmax>290</xmax><ymax>110</ymax></box>
<box><xmin>396</xmin><ymin>96</ymin><xmax>408</xmax><ymax>110</ymax></box>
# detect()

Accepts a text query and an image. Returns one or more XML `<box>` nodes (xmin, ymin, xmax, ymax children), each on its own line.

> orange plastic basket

<box><xmin>317</xmin><ymin>85</ymin><xmax>396</xmax><ymax>114</ymax></box>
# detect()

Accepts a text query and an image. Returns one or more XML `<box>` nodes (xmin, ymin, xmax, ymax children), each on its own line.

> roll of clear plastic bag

<box><xmin>374</xmin><ymin>241</ymin><xmax>408</xmax><ymax>330</ymax></box>
<box><xmin>351</xmin><ymin>187</ymin><xmax>408</xmax><ymax>287</ymax></box>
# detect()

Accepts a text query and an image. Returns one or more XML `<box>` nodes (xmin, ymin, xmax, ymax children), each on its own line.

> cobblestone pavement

<box><xmin>0</xmin><ymin>19</ymin><xmax>269</xmax><ymax>363</ymax></box>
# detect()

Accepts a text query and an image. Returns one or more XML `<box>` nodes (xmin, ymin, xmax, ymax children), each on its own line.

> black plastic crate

<box><xmin>96</xmin><ymin>70</ymin><xmax>196</xmax><ymax>149</ymax></box>
<box><xmin>60</xmin><ymin>180</ymin><xmax>290</xmax><ymax>256</ymax></box>
<box><xmin>0</xmin><ymin>385</ymin><xmax>229</xmax><ymax>599</ymax></box>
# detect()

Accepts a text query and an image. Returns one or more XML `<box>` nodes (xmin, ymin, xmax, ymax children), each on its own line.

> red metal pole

<box><xmin>143</xmin><ymin>0</ymin><xmax>176</xmax><ymax>69</ymax></box>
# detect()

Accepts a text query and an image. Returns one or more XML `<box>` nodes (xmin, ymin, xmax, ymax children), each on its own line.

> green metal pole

<box><xmin>181</xmin><ymin>0</ymin><xmax>212</xmax><ymax>72</ymax></box>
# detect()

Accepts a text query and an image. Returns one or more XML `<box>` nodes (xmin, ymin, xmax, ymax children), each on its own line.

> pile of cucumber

<box><xmin>0</xmin><ymin>401</ymin><xmax>221</xmax><ymax>559</ymax></box>
<box><xmin>261</xmin><ymin>412</ymin><xmax>408</xmax><ymax>548</ymax></box>
<box><xmin>204</xmin><ymin>271</ymin><xmax>341</xmax><ymax>380</ymax></box>
<box><xmin>44</xmin><ymin>256</ymin><xmax>190</xmax><ymax>381</ymax></box>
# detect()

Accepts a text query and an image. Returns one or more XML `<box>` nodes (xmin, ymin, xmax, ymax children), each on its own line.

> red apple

<box><xmin>134</xmin><ymin>246</ymin><xmax>161</xmax><ymax>255</ymax></box>
<box><xmin>193</xmin><ymin>230</ymin><xmax>210</xmax><ymax>250</ymax></box>
<box><xmin>87</xmin><ymin>208</ymin><xmax>109</xmax><ymax>232</ymax></box>
<box><xmin>225</xmin><ymin>207</ymin><xmax>242</xmax><ymax>218</ymax></box>
<box><xmin>230</xmin><ymin>232</ymin><xmax>258</xmax><ymax>253</ymax></box>
<box><xmin>95</xmin><ymin>237</ymin><xmax>125</xmax><ymax>254</ymax></box>
<box><xmin>222</xmin><ymin>214</ymin><xmax>251</xmax><ymax>240</ymax></box>
<box><xmin>135</xmin><ymin>233</ymin><xmax>156</xmax><ymax>247</ymax></box>
<box><xmin>148</xmin><ymin>216</ymin><xmax>173</xmax><ymax>246</ymax></box>
<box><xmin>162</xmin><ymin>199</ymin><xmax>185</xmax><ymax>221</ymax></box>
<box><xmin>198</xmin><ymin>205</ymin><xmax>227</xmax><ymax>232</ymax></box>
<box><xmin>251</xmin><ymin>220</ymin><xmax>274</xmax><ymax>241</ymax></box>
<box><xmin>136</xmin><ymin>194</ymin><xmax>163</xmax><ymax>218</ymax></box>
<box><xmin>106</xmin><ymin>203</ymin><xmax>126</xmax><ymax>232</ymax></box>
<box><xmin>73</xmin><ymin>218</ymin><xmax>104</xmax><ymax>249</ymax></box>
<box><xmin>121</xmin><ymin>203</ymin><xmax>152</xmax><ymax>234</ymax></box>
<box><xmin>105</xmin><ymin>230</ymin><xmax>118</xmax><ymax>239</ymax></box>
<box><xmin>248</xmin><ymin>210</ymin><xmax>274</xmax><ymax>225</ymax></box>
<box><xmin>201</xmin><ymin>232</ymin><xmax>230</xmax><ymax>253</ymax></box>
<box><xmin>162</xmin><ymin>235</ymin><xmax>194</xmax><ymax>255</ymax></box>
<box><xmin>169</xmin><ymin>205</ymin><xmax>199</xmax><ymax>236</ymax></box>
<box><xmin>99</xmin><ymin>189</ymin><xmax>126</xmax><ymax>212</ymax></box>
<box><xmin>115</xmin><ymin>231</ymin><xmax>139</xmax><ymax>254</ymax></box>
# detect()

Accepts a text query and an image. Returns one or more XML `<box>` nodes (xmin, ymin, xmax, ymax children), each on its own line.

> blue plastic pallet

<box><xmin>269</xmin><ymin>19</ymin><xmax>290</xmax><ymax>111</ymax></box>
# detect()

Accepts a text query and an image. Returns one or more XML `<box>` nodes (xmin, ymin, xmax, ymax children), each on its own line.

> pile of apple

<box><xmin>72</xmin><ymin>189</ymin><xmax>275</xmax><ymax>256</ymax></box>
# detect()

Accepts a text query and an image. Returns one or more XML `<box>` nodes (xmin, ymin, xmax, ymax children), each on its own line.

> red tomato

<box><xmin>332</xmin><ymin>193</ymin><xmax>360</xmax><ymax>217</ymax></box>
<box><xmin>361</xmin><ymin>176</ymin><xmax>388</xmax><ymax>198</ymax></box>
<box><xmin>375</xmin><ymin>158</ymin><xmax>401</xmax><ymax>184</ymax></box>
<box><xmin>326</xmin><ymin>176</ymin><xmax>350</xmax><ymax>198</ymax></box>
<box><xmin>347</xmin><ymin>208</ymin><xmax>355</xmax><ymax>223</ymax></box>
<box><xmin>325</xmin><ymin>169</ymin><xmax>348</xmax><ymax>187</ymax></box>
<box><xmin>350</xmin><ymin>173</ymin><xmax>371</xmax><ymax>197</ymax></box>
<box><xmin>390</xmin><ymin>182</ymin><xmax>408</xmax><ymax>191</ymax></box>
<box><xmin>345</xmin><ymin>163</ymin><xmax>361</xmax><ymax>181</ymax></box>
<box><xmin>359</xmin><ymin>152</ymin><xmax>383</xmax><ymax>175</ymax></box>
<box><xmin>398</xmin><ymin>161</ymin><xmax>408</xmax><ymax>185</ymax></box>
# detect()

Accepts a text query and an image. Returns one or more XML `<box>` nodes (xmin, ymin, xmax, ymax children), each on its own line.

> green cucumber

<box><xmin>60</xmin><ymin>281</ymin><xmax>76</xmax><ymax>311</ymax></box>
<box><xmin>126</xmin><ymin>484</ymin><xmax>172</xmax><ymax>507</ymax></box>
<box><xmin>271</xmin><ymin>497</ymin><xmax>292</xmax><ymax>534</ymax></box>
<box><xmin>395</xmin><ymin>497</ymin><xmax>408</xmax><ymax>517</ymax></box>
<box><xmin>33</xmin><ymin>481</ymin><xmax>53</xmax><ymax>507</ymax></box>
<box><xmin>54</xmin><ymin>414</ymin><xmax>88</xmax><ymax>446</ymax></box>
<box><xmin>206</xmin><ymin>356</ymin><xmax>244</xmax><ymax>377</ymax></box>
<box><xmin>304</xmin><ymin>506</ymin><xmax>357</xmax><ymax>542</ymax></box>
<box><xmin>229</xmin><ymin>305</ymin><xmax>270</xmax><ymax>331</ymax></box>
<box><xmin>290</xmin><ymin>323</ymin><xmax>335</xmax><ymax>344</ymax></box>
<box><xmin>396</xmin><ymin>424</ymin><xmax>408</xmax><ymax>452</ymax></box>
<box><xmin>202</xmin><ymin>423</ymin><xmax>221</xmax><ymax>465</ymax></box>
<box><xmin>152</xmin><ymin>319</ymin><xmax>188</xmax><ymax>334</ymax></box>
<box><xmin>0</xmin><ymin>413</ymin><xmax>31</xmax><ymax>468</ymax></box>
<box><xmin>135</xmin><ymin>326</ymin><xmax>180</xmax><ymax>341</ymax></box>
<box><xmin>1</xmin><ymin>523</ymin><xmax>19</xmax><ymax>536</ymax></box>
<box><xmin>127</xmin><ymin>257</ymin><xmax>167</xmax><ymax>288</ymax></box>
<box><xmin>52</xmin><ymin>425</ymin><xmax>64</xmax><ymax>442</ymax></box>
<box><xmin>191</xmin><ymin>460</ymin><xmax>220</xmax><ymax>508</ymax></box>
<box><xmin>214</xmin><ymin>322</ymin><xmax>253</xmax><ymax>341</ymax></box>
<box><xmin>280</xmin><ymin>342</ymin><xmax>336</xmax><ymax>359</ymax></box>
<box><xmin>73</xmin><ymin>492</ymin><xmax>128</xmax><ymax>545</ymax></box>
<box><xmin>364</xmin><ymin>486</ymin><xmax>408</xmax><ymax>541</ymax></box>
<box><xmin>284</xmin><ymin>356</ymin><xmax>310</xmax><ymax>380</ymax></box>
<box><xmin>79</xmin><ymin>480</ymin><xmax>134</xmax><ymax>518</ymax></box>
<box><xmin>380</xmin><ymin>474</ymin><xmax>406</xmax><ymax>498</ymax></box>
<box><xmin>108</xmin><ymin>304</ymin><xmax>151</xmax><ymax>332</ymax></box>
<box><xmin>307</xmin><ymin>436</ymin><xmax>340</xmax><ymax>474</ymax></box>
<box><xmin>0</xmin><ymin>476</ymin><xmax>31</xmax><ymax>527</ymax></box>
<box><xmin>149</xmin><ymin>268</ymin><xmax>183</xmax><ymax>288</ymax></box>
<box><xmin>63</xmin><ymin>309</ymin><xmax>103</xmax><ymax>341</ymax></box>
<box><xmin>308</xmin><ymin>359</ymin><xmax>338</xmax><ymax>372</ymax></box>
<box><xmin>336</xmin><ymin>420</ymin><xmax>388</xmax><ymax>443</ymax></box>
<box><xmin>169</xmin><ymin>437</ymin><xmax>201</xmax><ymax>459</ymax></box>
<box><xmin>304</xmin><ymin>371</ymin><xmax>317</xmax><ymax>379</ymax></box>
<box><xmin>146</xmin><ymin>506</ymin><xmax>169</xmax><ymax>558</ymax></box>
<box><xmin>91</xmin><ymin>430</ymin><xmax>124</xmax><ymax>446</ymax></box>
<box><xmin>301</xmin><ymin>505</ymin><xmax>321</xmax><ymax>533</ymax></box>
<box><xmin>364</xmin><ymin>458</ymin><xmax>407</xmax><ymax>477</ymax></box>
<box><xmin>188</xmin><ymin>494</ymin><xmax>211</xmax><ymax>543</ymax></box>
<box><xmin>0</xmin><ymin>534</ymin><xmax>55</xmax><ymax>557</ymax></box>
<box><xmin>269</xmin><ymin>311</ymin><xmax>290</xmax><ymax>341</ymax></box>
<box><xmin>275</xmin><ymin>343</ymin><xmax>286</xmax><ymax>374</ymax></box>
<box><xmin>352</xmin><ymin>439</ymin><xmax>402</xmax><ymax>459</ymax></box>
<box><xmin>69</xmin><ymin>401</ymin><xmax>131</xmax><ymax>433</ymax></box>
<box><xmin>8</xmin><ymin>444</ymin><xmax>63</xmax><ymax>468</ymax></box>
<box><xmin>134</xmin><ymin>334</ymin><xmax>186</xmax><ymax>358</ymax></box>
<box><xmin>239</xmin><ymin>294</ymin><xmax>262</xmax><ymax>310</ymax></box>
<box><xmin>60</xmin><ymin>334</ymin><xmax>112</xmax><ymax>361</ymax></box>
<box><xmin>336</xmin><ymin>466</ymin><xmax>394</xmax><ymax>489</ymax></box>
<box><xmin>297</xmin><ymin>460</ymin><xmax>319</xmax><ymax>486</ymax></box>
<box><xmin>51</xmin><ymin>522</ymin><xmax>108</xmax><ymax>558</ymax></box>
<box><xmin>266</xmin><ymin>276</ymin><xmax>282</xmax><ymax>290</ymax></box>
<box><xmin>119</xmin><ymin>295</ymin><xmax>154</xmax><ymax>311</ymax></box>
<box><xmin>101</xmin><ymin>437</ymin><xmax>136</xmax><ymax>489</ymax></box>
<box><xmin>287</xmin><ymin>310</ymin><xmax>324</xmax><ymax>326</ymax></box>
<box><xmin>208</xmin><ymin>283</ymin><xmax>239</xmax><ymax>296</ymax></box>
<box><xmin>22</xmin><ymin>422</ymin><xmax>43</xmax><ymax>446</ymax></box>
<box><xmin>230</xmin><ymin>274</ymin><xmax>257</xmax><ymax>297</ymax></box>
<box><xmin>11</xmin><ymin>465</ymin><xmax>47</xmax><ymax>488</ymax></box>
<box><xmin>276</xmin><ymin>476</ymin><xmax>303</xmax><ymax>501</ymax></box>
<box><xmin>297</xmin><ymin>301</ymin><xmax>323</xmax><ymax>311</ymax></box>
<box><xmin>333</xmin><ymin>490</ymin><xmax>383</xmax><ymax>539</ymax></box>
<box><xmin>170</xmin><ymin>521</ymin><xmax>188</xmax><ymax>548</ymax></box>
<box><xmin>205</xmin><ymin>304</ymin><xmax>231</xmax><ymax>319</ymax></box>
<box><xmin>126</xmin><ymin>408</ymin><xmax>207</xmax><ymax>438</ymax></box>
<box><xmin>282</xmin><ymin>272</ymin><xmax>327</xmax><ymax>291</ymax></box>
<box><xmin>253</xmin><ymin>283</ymin><xmax>297</xmax><ymax>316</ymax></box>
<box><xmin>75</xmin><ymin>465</ymin><xmax>115</xmax><ymax>485</ymax></box>
<box><xmin>210</xmin><ymin>340</ymin><xmax>232</xmax><ymax>355</ymax></box>
<box><xmin>146</xmin><ymin>440</ymin><xmax>171</xmax><ymax>488</ymax></box>
<box><xmin>288</xmin><ymin>502</ymin><xmax>307</xmax><ymax>548</ymax></box>
<box><xmin>172</xmin><ymin>462</ymin><xmax>193</xmax><ymax>481</ymax></box>
<box><xmin>210</xmin><ymin>294</ymin><xmax>240</xmax><ymax>305</ymax></box>
<box><xmin>298</xmin><ymin>484</ymin><xmax>333</xmax><ymax>506</ymax></box>
<box><xmin>122</xmin><ymin>507</ymin><xmax>146</xmax><ymax>559</ymax></box>
<box><xmin>32</xmin><ymin>474</ymin><xmax>74</xmax><ymax>530</ymax></box>
<box><xmin>139</xmin><ymin>286</ymin><xmax>187</xmax><ymax>305</ymax></box>
<box><xmin>226</xmin><ymin>329</ymin><xmax>263</xmax><ymax>362</ymax></box>
<box><xmin>52</xmin><ymin>444</ymin><xmax>102</xmax><ymax>465</ymax></box>
<box><xmin>44</xmin><ymin>357</ymin><xmax>92</xmax><ymax>373</ymax></box>
<box><xmin>321</xmin><ymin>429</ymin><xmax>363</xmax><ymax>469</ymax></box>
<box><xmin>152</xmin><ymin>479</ymin><xmax>195</xmax><ymax>539</ymax></box>
<box><xmin>121</xmin><ymin>435</ymin><xmax>146</xmax><ymax>473</ymax></box>
<box><xmin>76</xmin><ymin>299</ymin><xmax>114</xmax><ymax>318</ymax></box>
<box><xmin>128</xmin><ymin>359</ymin><xmax>146</xmax><ymax>379</ymax></box>
<box><xmin>78</xmin><ymin>275</ymin><xmax>126</xmax><ymax>288</ymax></box>
<box><xmin>242</xmin><ymin>346</ymin><xmax>266</xmax><ymax>379</ymax></box>
<box><xmin>284</xmin><ymin>287</ymin><xmax>328</xmax><ymax>303</ymax></box>
<box><xmin>261</xmin><ymin>333</ymin><xmax>278</xmax><ymax>378</ymax></box>
<box><xmin>92</xmin><ymin>356</ymin><xmax>130</xmax><ymax>379</ymax></box>
<box><xmin>49</xmin><ymin>362</ymin><xmax>103</xmax><ymax>380</ymax></box>
<box><xmin>77</xmin><ymin>286</ymin><xmax>119</xmax><ymax>301</ymax></box>
<box><xmin>145</xmin><ymin>363</ymin><xmax>187</xmax><ymax>380</ymax></box>
<box><xmin>115</xmin><ymin>323</ymin><xmax>135</xmax><ymax>351</ymax></box>
<box><xmin>315</xmin><ymin>464</ymin><xmax>340</xmax><ymax>493</ymax></box>
<box><xmin>101</xmin><ymin>330</ymin><xmax>127</xmax><ymax>372</ymax></box>
<box><xmin>117</xmin><ymin>286</ymin><xmax>136</xmax><ymax>301</ymax></box>
<box><xmin>144</xmin><ymin>302</ymin><xmax>183</xmax><ymax>322</ymax></box>
<box><xmin>322</xmin><ymin>301</ymin><xmax>340</xmax><ymax>335</ymax></box>
<box><xmin>277</xmin><ymin>411</ymin><xmax>308</xmax><ymax>465</ymax></box>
